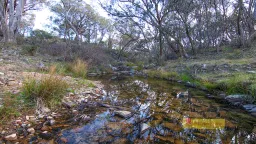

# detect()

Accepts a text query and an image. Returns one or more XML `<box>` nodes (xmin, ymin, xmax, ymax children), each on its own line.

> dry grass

<box><xmin>48</xmin><ymin>59</ymin><xmax>88</xmax><ymax>78</ymax></box>
<box><xmin>70</xmin><ymin>59</ymin><xmax>88</xmax><ymax>78</ymax></box>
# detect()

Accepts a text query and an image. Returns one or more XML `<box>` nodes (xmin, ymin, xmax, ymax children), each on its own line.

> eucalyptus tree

<box><xmin>101</xmin><ymin>0</ymin><xmax>173</xmax><ymax>58</ymax></box>
<box><xmin>51</xmin><ymin>0</ymin><xmax>110</xmax><ymax>44</ymax></box>
<box><xmin>0</xmin><ymin>0</ymin><xmax>46</xmax><ymax>42</ymax></box>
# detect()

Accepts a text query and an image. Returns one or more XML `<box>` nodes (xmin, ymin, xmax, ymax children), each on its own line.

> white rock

<box><xmin>114</xmin><ymin>111</ymin><xmax>132</xmax><ymax>118</ymax></box>
<box><xmin>49</xmin><ymin>120</ymin><xmax>55</xmax><ymax>126</ymax></box>
<box><xmin>27</xmin><ymin>128</ymin><xmax>35</xmax><ymax>134</ymax></box>
<box><xmin>26</xmin><ymin>116</ymin><xmax>30</xmax><ymax>120</ymax></box>
<box><xmin>47</xmin><ymin>116</ymin><xmax>53</xmax><ymax>120</ymax></box>
<box><xmin>141</xmin><ymin>123</ymin><xmax>150</xmax><ymax>134</ymax></box>
<box><xmin>4</xmin><ymin>133</ymin><xmax>17</xmax><ymax>141</ymax></box>
<box><xmin>0</xmin><ymin>72</ymin><xmax>4</xmax><ymax>75</ymax></box>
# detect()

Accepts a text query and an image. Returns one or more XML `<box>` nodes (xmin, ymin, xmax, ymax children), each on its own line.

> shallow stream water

<box><xmin>48</xmin><ymin>76</ymin><xmax>256</xmax><ymax>143</ymax></box>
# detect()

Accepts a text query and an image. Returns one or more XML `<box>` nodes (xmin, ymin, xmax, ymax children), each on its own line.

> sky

<box><xmin>33</xmin><ymin>0</ymin><xmax>108</xmax><ymax>30</ymax></box>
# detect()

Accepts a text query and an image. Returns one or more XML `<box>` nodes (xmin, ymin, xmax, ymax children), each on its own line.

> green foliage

<box><xmin>216</xmin><ymin>74</ymin><xmax>256</xmax><ymax>99</ymax></box>
<box><xmin>180</xmin><ymin>73</ymin><xmax>193</xmax><ymax>82</ymax></box>
<box><xmin>21</xmin><ymin>75</ymin><xmax>68</xmax><ymax>108</ymax></box>
<box><xmin>21</xmin><ymin>44</ymin><xmax>38</xmax><ymax>56</ymax></box>
<box><xmin>21</xmin><ymin>44</ymin><xmax>38</xmax><ymax>55</ymax></box>
<box><xmin>31</xmin><ymin>30</ymin><xmax>53</xmax><ymax>40</ymax></box>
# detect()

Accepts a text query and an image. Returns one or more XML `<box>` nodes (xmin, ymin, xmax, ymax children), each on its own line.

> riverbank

<box><xmin>140</xmin><ymin>47</ymin><xmax>256</xmax><ymax>117</ymax></box>
<box><xmin>0</xmin><ymin>46</ymin><xmax>105</xmax><ymax>143</ymax></box>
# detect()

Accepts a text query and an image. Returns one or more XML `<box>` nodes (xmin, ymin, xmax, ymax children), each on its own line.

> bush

<box><xmin>21</xmin><ymin>44</ymin><xmax>38</xmax><ymax>56</ymax></box>
<box><xmin>22</xmin><ymin>75</ymin><xmax>68</xmax><ymax>108</ymax></box>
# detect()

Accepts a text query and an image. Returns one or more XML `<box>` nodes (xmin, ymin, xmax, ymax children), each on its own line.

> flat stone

<box><xmin>114</xmin><ymin>111</ymin><xmax>132</xmax><ymax>118</ymax></box>
<box><xmin>0</xmin><ymin>72</ymin><xmax>4</xmax><ymax>75</ymax></box>
<box><xmin>140</xmin><ymin>123</ymin><xmax>150</xmax><ymax>134</ymax></box>
<box><xmin>4</xmin><ymin>133</ymin><xmax>17</xmax><ymax>141</ymax></box>
<box><xmin>243</xmin><ymin>104</ymin><xmax>256</xmax><ymax>111</ymax></box>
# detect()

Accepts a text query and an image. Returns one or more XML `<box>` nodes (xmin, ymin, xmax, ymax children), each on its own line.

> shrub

<box><xmin>21</xmin><ymin>44</ymin><xmax>38</xmax><ymax>56</ymax></box>
<box><xmin>22</xmin><ymin>75</ymin><xmax>68</xmax><ymax>108</ymax></box>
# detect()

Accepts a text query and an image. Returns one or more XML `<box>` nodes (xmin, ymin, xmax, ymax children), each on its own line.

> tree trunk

<box><xmin>0</xmin><ymin>0</ymin><xmax>24</xmax><ymax>43</ymax></box>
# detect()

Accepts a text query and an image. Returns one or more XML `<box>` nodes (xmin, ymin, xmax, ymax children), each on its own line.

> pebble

<box><xmin>27</xmin><ymin>128</ymin><xmax>35</xmax><ymax>134</ymax></box>
<box><xmin>4</xmin><ymin>133</ymin><xmax>17</xmax><ymax>141</ymax></box>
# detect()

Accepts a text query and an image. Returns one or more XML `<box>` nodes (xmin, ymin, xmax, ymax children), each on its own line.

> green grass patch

<box><xmin>21</xmin><ymin>75</ymin><xmax>69</xmax><ymax>108</ymax></box>
<box><xmin>216</xmin><ymin>73</ymin><xmax>256</xmax><ymax>100</ymax></box>
<box><xmin>146</xmin><ymin>70</ymin><xmax>179</xmax><ymax>79</ymax></box>
<box><xmin>0</xmin><ymin>93</ymin><xmax>22</xmax><ymax>124</ymax></box>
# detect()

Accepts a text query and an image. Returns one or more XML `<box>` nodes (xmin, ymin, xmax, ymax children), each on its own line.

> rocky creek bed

<box><xmin>1</xmin><ymin>75</ymin><xmax>256</xmax><ymax>144</ymax></box>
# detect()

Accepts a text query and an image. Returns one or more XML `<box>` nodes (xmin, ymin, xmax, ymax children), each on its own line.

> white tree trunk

<box><xmin>0</xmin><ymin>0</ymin><xmax>25</xmax><ymax>43</ymax></box>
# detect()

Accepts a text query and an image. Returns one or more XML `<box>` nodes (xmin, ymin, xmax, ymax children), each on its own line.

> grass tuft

<box><xmin>0</xmin><ymin>93</ymin><xmax>22</xmax><ymax>123</ymax></box>
<box><xmin>70</xmin><ymin>59</ymin><xmax>88</xmax><ymax>78</ymax></box>
<box><xmin>22</xmin><ymin>75</ymin><xmax>68</xmax><ymax>108</ymax></box>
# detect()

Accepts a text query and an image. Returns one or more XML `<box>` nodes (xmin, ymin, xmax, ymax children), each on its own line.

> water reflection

<box><xmin>61</xmin><ymin>77</ymin><xmax>256</xmax><ymax>143</ymax></box>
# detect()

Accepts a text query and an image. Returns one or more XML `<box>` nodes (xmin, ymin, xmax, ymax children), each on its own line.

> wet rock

<box><xmin>243</xmin><ymin>104</ymin><xmax>256</xmax><ymax>111</ymax></box>
<box><xmin>4</xmin><ymin>133</ymin><xmax>17</xmax><ymax>141</ymax></box>
<box><xmin>60</xmin><ymin>137</ymin><xmax>68</xmax><ymax>143</ymax></box>
<box><xmin>140</xmin><ymin>123</ymin><xmax>150</xmax><ymax>134</ymax></box>
<box><xmin>155</xmin><ymin>135</ymin><xmax>174</xmax><ymax>143</ymax></box>
<box><xmin>114</xmin><ymin>111</ymin><xmax>131</xmax><ymax>118</ymax></box>
<box><xmin>39</xmin><ymin>132</ymin><xmax>53</xmax><ymax>140</ymax></box>
<box><xmin>249</xmin><ymin>107</ymin><xmax>256</xmax><ymax>113</ymax></box>
<box><xmin>251</xmin><ymin>113</ymin><xmax>256</xmax><ymax>117</ymax></box>
<box><xmin>41</xmin><ymin>126</ymin><xmax>50</xmax><ymax>131</ymax></box>
<box><xmin>112</xmin><ymin>138</ymin><xmax>129</xmax><ymax>144</ymax></box>
<box><xmin>247</xmin><ymin>71</ymin><xmax>256</xmax><ymax>74</ymax></box>
<box><xmin>29</xmin><ymin>136</ymin><xmax>38</xmax><ymax>143</ymax></box>
<box><xmin>27</xmin><ymin>128</ymin><xmax>35</xmax><ymax>134</ymax></box>
<box><xmin>225</xmin><ymin>94</ymin><xmax>254</xmax><ymax>105</ymax></box>
<box><xmin>177</xmin><ymin>90</ymin><xmax>189</xmax><ymax>98</ymax></box>
<box><xmin>162</xmin><ymin>122</ymin><xmax>182</xmax><ymax>132</ymax></box>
